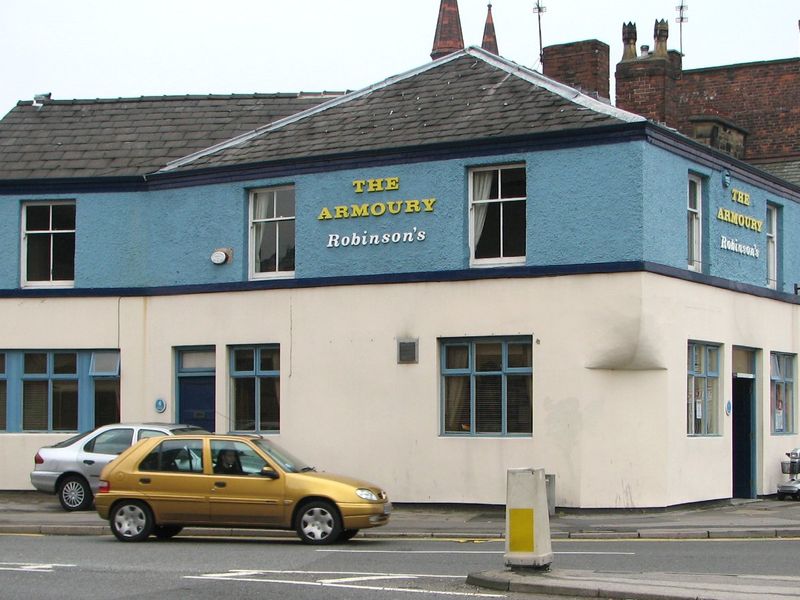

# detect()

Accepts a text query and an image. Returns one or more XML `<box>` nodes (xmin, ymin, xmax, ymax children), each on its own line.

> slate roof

<box><xmin>161</xmin><ymin>48</ymin><xmax>644</xmax><ymax>174</ymax></box>
<box><xmin>0</xmin><ymin>93</ymin><xmax>340</xmax><ymax>179</ymax></box>
<box><xmin>756</xmin><ymin>160</ymin><xmax>800</xmax><ymax>188</ymax></box>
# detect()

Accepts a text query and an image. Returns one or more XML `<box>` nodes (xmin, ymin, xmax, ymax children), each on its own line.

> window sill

<box><xmin>470</xmin><ymin>258</ymin><xmax>526</xmax><ymax>269</ymax></box>
<box><xmin>249</xmin><ymin>272</ymin><xmax>295</xmax><ymax>281</ymax></box>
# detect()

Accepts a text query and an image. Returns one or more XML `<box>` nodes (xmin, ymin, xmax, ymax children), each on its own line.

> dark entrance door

<box><xmin>732</xmin><ymin>377</ymin><xmax>755</xmax><ymax>498</ymax></box>
<box><xmin>179</xmin><ymin>376</ymin><xmax>216</xmax><ymax>432</ymax></box>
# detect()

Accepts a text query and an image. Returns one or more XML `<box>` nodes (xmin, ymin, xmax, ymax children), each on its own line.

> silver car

<box><xmin>30</xmin><ymin>423</ymin><xmax>206</xmax><ymax>511</ymax></box>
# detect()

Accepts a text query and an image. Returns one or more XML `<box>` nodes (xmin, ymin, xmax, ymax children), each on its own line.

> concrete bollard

<box><xmin>504</xmin><ymin>467</ymin><xmax>553</xmax><ymax>570</ymax></box>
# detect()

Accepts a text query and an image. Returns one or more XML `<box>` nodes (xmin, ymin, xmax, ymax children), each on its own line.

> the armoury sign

<box><xmin>319</xmin><ymin>177</ymin><xmax>435</xmax><ymax>248</ymax></box>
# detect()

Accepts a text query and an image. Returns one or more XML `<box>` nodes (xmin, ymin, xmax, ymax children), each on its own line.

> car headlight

<box><xmin>356</xmin><ymin>488</ymin><xmax>378</xmax><ymax>501</ymax></box>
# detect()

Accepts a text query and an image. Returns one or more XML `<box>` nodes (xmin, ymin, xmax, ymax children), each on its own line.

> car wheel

<box><xmin>153</xmin><ymin>525</ymin><xmax>183</xmax><ymax>540</ymax></box>
<box><xmin>296</xmin><ymin>501</ymin><xmax>342</xmax><ymax>545</ymax></box>
<box><xmin>338</xmin><ymin>529</ymin><xmax>359</xmax><ymax>542</ymax></box>
<box><xmin>110</xmin><ymin>501</ymin><xmax>154</xmax><ymax>542</ymax></box>
<box><xmin>57</xmin><ymin>475</ymin><xmax>93</xmax><ymax>511</ymax></box>
<box><xmin>778</xmin><ymin>493</ymin><xmax>787</xmax><ymax>501</ymax></box>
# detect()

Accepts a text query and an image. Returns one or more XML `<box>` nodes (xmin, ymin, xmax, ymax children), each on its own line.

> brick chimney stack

<box><xmin>481</xmin><ymin>3</ymin><xmax>499</xmax><ymax>55</ymax></box>
<box><xmin>615</xmin><ymin>18</ymin><xmax>683</xmax><ymax>124</ymax></box>
<box><xmin>542</xmin><ymin>40</ymin><xmax>610</xmax><ymax>100</ymax></box>
<box><xmin>431</xmin><ymin>0</ymin><xmax>464</xmax><ymax>60</ymax></box>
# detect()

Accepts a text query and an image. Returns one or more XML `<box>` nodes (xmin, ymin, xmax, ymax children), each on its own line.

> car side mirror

<box><xmin>261</xmin><ymin>467</ymin><xmax>279</xmax><ymax>479</ymax></box>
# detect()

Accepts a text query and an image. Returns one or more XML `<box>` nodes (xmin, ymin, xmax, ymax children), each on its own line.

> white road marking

<box><xmin>0</xmin><ymin>562</ymin><xmax>76</xmax><ymax>572</ymax></box>
<box><xmin>185</xmin><ymin>569</ymin><xmax>505</xmax><ymax>597</ymax></box>
<box><xmin>318</xmin><ymin>574</ymin><xmax>419</xmax><ymax>583</ymax></box>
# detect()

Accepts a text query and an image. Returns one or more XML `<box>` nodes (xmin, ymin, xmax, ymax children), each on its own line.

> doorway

<box><xmin>176</xmin><ymin>348</ymin><xmax>216</xmax><ymax>432</ymax></box>
<box><xmin>732</xmin><ymin>347</ymin><xmax>757</xmax><ymax>499</ymax></box>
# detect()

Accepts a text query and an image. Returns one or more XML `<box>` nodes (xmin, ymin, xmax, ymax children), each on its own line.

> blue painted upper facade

<box><xmin>0</xmin><ymin>134</ymin><xmax>797</xmax><ymax>299</ymax></box>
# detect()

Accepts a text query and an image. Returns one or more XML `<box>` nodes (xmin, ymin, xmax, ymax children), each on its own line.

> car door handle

<box><xmin>83</xmin><ymin>460</ymin><xmax>95</xmax><ymax>465</ymax></box>
<box><xmin>214</xmin><ymin>482</ymin><xmax>227</xmax><ymax>488</ymax></box>
<box><xmin>139</xmin><ymin>478</ymin><xmax>151</xmax><ymax>484</ymax></box>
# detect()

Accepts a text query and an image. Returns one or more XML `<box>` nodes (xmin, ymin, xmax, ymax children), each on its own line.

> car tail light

<box><xmin>34</xmin><ymin>452</ymin><xmax>44</xmax><ymax>465</ymax></box>
<box><xmin>98</xmin><ymin>480</ymin><xmax>110</xmax><ymax>494</ymax></box>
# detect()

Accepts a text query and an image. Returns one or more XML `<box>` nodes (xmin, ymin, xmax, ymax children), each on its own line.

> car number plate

<box><xmin>383</xmin><ymin>502</ymin><xmax>393</xmax><ymax>515</ymax></box>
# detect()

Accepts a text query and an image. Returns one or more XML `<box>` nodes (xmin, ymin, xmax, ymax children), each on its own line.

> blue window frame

<box><xmin>230</xmin><ymin>345</ymin><xmax>280</xmax><ymax>433</ymax></box>
<box><xmin>0</xmin><ymin>353</ymin><xmax>6</xmax><ymax>431</ymax></box>
<box><xmin>22</xmin><ymin>352</ymin><xmax>79</xmax><ymax>431</ymax></box>
<box><xmin>687</xmin><ymin>342</ymin><xmax>720</xmax><ymax>436</ymax></box>
<box><xmin>771</xmin><ymin>353</ymin><xmax>795</xmax><ymax>434</ymax></box>
<box><xmin>0</xmin><ymin>349</ymin><xmax>120</xmax><ymax>433</ymax></box>
<box><xmin>90</xmin><ymin>351</ymin><xmax>121</xmax><ymax>427</ymax></box>
<box><xmin>441</xmin><ymin>337</ymin><xmax>532</xmax><ymax>436</ymax></box>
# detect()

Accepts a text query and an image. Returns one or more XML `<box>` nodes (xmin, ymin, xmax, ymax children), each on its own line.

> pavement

<box><xmin>2</xmin><ymin>491</ymin><xmax>800</xmax><ymax>599</ymax></box>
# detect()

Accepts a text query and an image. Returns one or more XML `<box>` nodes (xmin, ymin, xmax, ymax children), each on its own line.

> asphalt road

<box><xmin>2</xmin><ymin>533</ymin><xmax>800</xmax><ymax>599</ymax></box>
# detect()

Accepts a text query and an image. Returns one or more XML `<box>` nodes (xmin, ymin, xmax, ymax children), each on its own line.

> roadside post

<box><xmin>504</xmin><ymin>467</ymin><xmax>553</xmax><ymax>570</ymax></box>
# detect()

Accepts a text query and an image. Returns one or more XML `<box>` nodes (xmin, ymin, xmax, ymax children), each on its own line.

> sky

<box><xmin>1</xmin><ymin>0</ymin><xmax>798</xmax><ymax>117</ymax></box>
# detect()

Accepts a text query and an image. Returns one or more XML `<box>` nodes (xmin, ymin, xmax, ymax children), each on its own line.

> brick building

<box><xmin>543</xmin><ymin>19</ymin><xmax>800</xmax><ymax>187</ymax></box>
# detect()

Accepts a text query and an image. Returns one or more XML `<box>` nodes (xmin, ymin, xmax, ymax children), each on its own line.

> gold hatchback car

<box><xmin>95</xmin><ymin>434</ymin><xmax>391</xmax><ymax>544</ymax></box>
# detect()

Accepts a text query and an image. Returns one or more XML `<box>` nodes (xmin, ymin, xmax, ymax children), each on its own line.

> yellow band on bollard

<box><xmin>508</xmin><ymin>508</ymin><xmax>535</xmax><ymax>553</ymax></box>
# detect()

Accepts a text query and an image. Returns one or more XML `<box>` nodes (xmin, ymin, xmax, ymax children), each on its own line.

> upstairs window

<box><xmin>470</xmin><ymin>165</ymin><xmax>526</xmax><ymax>265</ymax></box>
<box><xmin>767</xmin><ymin>204</ymin><xmax>779</xmax><ymax>290</ymax></box>
<box><xmin>250</xmin><ymin>187</ymin><xmax>295</xmax><ymax>278</ymax></box>
<box><xmin>687</xmin><ymin>176</ymin><xmax>702</xmax><ymax>271</ymax></box>
<box><xmin>22</xmin><ymin>202</ymin><xmax>76</xmax><ymax>287</ymax></box>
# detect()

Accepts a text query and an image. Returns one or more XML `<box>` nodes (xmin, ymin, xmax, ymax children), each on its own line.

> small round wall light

<box><xmin>210</xmin><ymin>247</ymin><xmax>233</xmax><ymax>265</ymax></box>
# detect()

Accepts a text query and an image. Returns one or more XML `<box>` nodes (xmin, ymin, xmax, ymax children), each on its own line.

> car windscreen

<box><xmin>254</xmin><ymin>439</ymin><xmax>313</xmax><ymax>473</ymax></box>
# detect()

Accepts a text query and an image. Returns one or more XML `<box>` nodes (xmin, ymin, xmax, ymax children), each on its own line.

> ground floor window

<box><xmin>91</xmin><ymin>351</ymin><xmax>121</xmax><ymax>427</ymax></box>
<box><xmin>0</xmin><ymin>349</ymin><xmax>119</xmax><ymax>432</ymax></box>
<box><xmin>0</xmin><ymin>353</ymin><xmax>6</xmax><ymax>430</ymax></box>
<box><xmin>687</xmin><ymin>342</ymin><xmax>720</xmax><ymax>436</ymax></box>
<box><xmin>771</xmin><ymin>353</ymin><xmax>795</xmax><ymax>434</ymax></box>
<box><xmin>440</xmin><ymin>337</ymin><xmax>532</xmax><ymax>436</ymax></box>
<box><xmin>230</xmin><ymin>345</ymin><xmax>280</xmax><ymax>433</ymax></box>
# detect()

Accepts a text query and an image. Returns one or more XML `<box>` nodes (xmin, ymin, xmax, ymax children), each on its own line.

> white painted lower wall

<box><xmin>2</xmin><ymin>271</ymin><xmax>798</xmax><ymax>507</ymax></box>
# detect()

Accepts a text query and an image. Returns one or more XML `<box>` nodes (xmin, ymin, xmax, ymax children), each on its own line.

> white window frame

<box><xmin>767</xmin><ymin>204</ymin><xmax>778</xmax><ymax>290</ymax></box>
<box><xmin>469</xmin><ymin>164</ymin><xmax>526</xmax><ymax>267</ymax></box>
<box><xmin>687</xmin><ymin>175</ymin><xmax>702</xmax><ymax>272</ymax></box>
<box><xmin>20</xmin><ymin>201</ymin><xmax>76</xmax><ymax>288</ymax></box>
<box><xmin>248</xmin><ymin>186</ymin><xmax>295</xmax><ymax>280</ymax></box>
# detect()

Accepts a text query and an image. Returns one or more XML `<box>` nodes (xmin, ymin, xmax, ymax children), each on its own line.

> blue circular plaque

<box><xmin>155</xmin><ymin>398</ymin><xmax>166</xmax><ymax>413</ymax></box>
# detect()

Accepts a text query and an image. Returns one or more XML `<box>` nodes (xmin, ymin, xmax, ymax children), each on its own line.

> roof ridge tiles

<box><xmin>15</xmin><ymin>92</ymin><xmax>346</xmax><ymax>107</ymax></box>
<box><xmin>157</xmin><ymin>47</ymin><xmax>644</xmax><ymax>174</ymax></box>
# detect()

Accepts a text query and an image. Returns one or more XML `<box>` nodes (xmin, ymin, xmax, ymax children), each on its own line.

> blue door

<box><xmin>179</xmin><ymin>376</ymin><xmax>216</xmax><ymax>432</ymax></box>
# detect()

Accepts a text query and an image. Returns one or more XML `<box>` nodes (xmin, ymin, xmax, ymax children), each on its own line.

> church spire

<box><xmin>481</xmin><ymin>3</ymin><xmax>499</xmax><ymax>55</ymax></box>
<box><xmin>431</xmin><ymin>0</ymin><xmax>464</xmax><ymax>60</ymax></box>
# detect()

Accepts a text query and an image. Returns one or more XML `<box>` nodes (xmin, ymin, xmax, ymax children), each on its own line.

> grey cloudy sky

<box><xmin>1</xmin><ymin>0</ymin><xmax>797</xmax><ymax>117</ymax></box>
